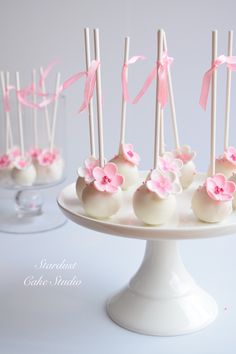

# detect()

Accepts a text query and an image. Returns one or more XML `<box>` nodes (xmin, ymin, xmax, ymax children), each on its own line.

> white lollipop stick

<box><xmin>0</xmin><ymin>71</ymin><xmax>9</xmax><ymax>152</ymax></box>
<box><xmin>5</xmin><ymin>72</ymin><xmax>13</xmax><ymax>149</ymax></box>
<box><xmin>50</xmin><ymin>73</ymin><xmax>61</xmax><ymax>152</ymax></box>
<box><xmin>163</xmin><ymin>32</ymin><xmax>180</xmax><ymax>149</ymax></box>
<box><xmin>16</xmin><ymin>72</ymin><xmax>25</xmax><ymax>157</ymax></box>
<box><xmin>120</xmin><ymin>36</ymin><xmax>130</xmax><ymax>145</ymax></box>
<box><xmin>160</xmin><ymin>109</ymin><xmax>165</xmax><ymax>155</ymax></box>
<box><xmin>32</xmin><ymin>69</ymin><xmax>38</xmax><ymax>148</ymax></box>
<box><xmin>94</xmin><ymin>28</ymin><xmax>105</xmax><ymax>168</ymax></box>
<box><xmin>40</xmin><ymin>67</ymin><xmax>51</xmax><ymax>144</ymax></box>
<box><xmin>84</xmin><ymin>28</ymin><xmax>96</xmax><ymax>157</ymax></box>
<box><xmin>224</xmin><ymin>30</ymin><xmax>233</xmax><ymax>150</ymax></box>
<box><xmin>210</xmin><ymin>30</ymin><xmax>218</xmax><ymax>176</ymax></box>
<box><xmin>154</xmin><ymin>29</ymin><xmax>164</xmax><ymax>168</ymax></box>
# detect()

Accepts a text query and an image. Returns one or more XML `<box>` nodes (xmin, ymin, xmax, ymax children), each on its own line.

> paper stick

<box><xmin>94</xmin><ymin>28</ymin><xmax>105</xmax><ymax>167</ymax></box>
<box><xmin>16</xmin><ymin>72</ymin><xmax>25</xmax><ymax>156</ymax></box>
<box><xmin>0</xmin><ymin>71</ymin><xmax>9</xmax><ymax>152</ymax></box>
<box><xmin>224</xmin><ymin>30</ymin><xmax>233</xmax><ymax>150</ymax></box>
<box><xmin>210</xmin><ymin>30</ymin><xmax>218</xmax><ymax>176</ymax></box>
<box><xmin>40</xmin><ymin>67</ymin><xmax>51</xmax><ymax>144</ymax></box>
<box><xmin>120</xmin><ymin>36</ymin><xmax>130</xmax><ymax>145</ymax></box>
<box><xmin>160</xmin><ymin>109</ymin><xmax>165</xmax><ymax>155</ymax></box>
<box><xmin>163</xmin><ymin>32</ymin><xmax>180</xmax><ymax>149</ymax></box>
<box><xmin>50</xmin><ymin>73</ymin><xmax>61</xmax><ymax>152</ymax></box>
<box><xmin>32</xmin><ymin>69</ymin><xmax>38</xmax><ymax>147</ymax></box>
<box><xmin>5</xmin><ymin>72</ymin><xmax>13</xmax><ymax>149</ymax></box>
<box><xmin>154</xmin><ymin>29</ymin><xmax>163</xmax><ymax>168</ymax></box>
<box><xmin>84</xmin><ymin>28</ymin><xmax>96</xmax><ymax>157</ymax></box>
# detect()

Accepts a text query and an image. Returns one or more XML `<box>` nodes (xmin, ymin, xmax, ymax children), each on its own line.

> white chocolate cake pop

<box><xmin>35</xmin><ymin>149</ymin><xmax>64</xmax><ymax>184</ymax></box>
<box><xmin>11</xmin><ymin>156</ymin><xmax>36</xmax><ymax>187</ymax></box>
<box><xmin>82</xmin><ymin>162</ymin><xmax>123</xmax><ymax>219</ymax></box>
<box><xmin>110</xmin><ymin>144</ymin><xmax>140</xmax><ymax>190</ymax></box>
<box><xmin>215</xmin><ymin>147</ymin><xmax>236</xmax><ymax>178</ymax></box>
<box><xmin>192</xmin><ymin>174</ymin><xmax>235</xmax><ymax>222</ymax></box>
<box><xmin>76</xmin><ymin>156</ymin><xmax>99</xmax><ymax>201</ymax></box>
<box><xmin>173</xmin><ymin>145</ymin><xmax>197</xmax><ymax>189</ymax></box>
<box><xmin>133</xmin><ymin>169</ymin><xmax>181</xmax><ymax>225</ymax></box>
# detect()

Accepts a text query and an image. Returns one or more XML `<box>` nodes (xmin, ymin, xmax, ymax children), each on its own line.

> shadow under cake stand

<box><xmin>57</xmin><ymin>174</ymin><xmax>236</xmax><ymax>336</ymax></box>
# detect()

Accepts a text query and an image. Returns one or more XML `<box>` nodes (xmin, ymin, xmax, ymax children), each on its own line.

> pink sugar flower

<box><xmin>173</xmin><ymin>145</ymin><xmax>196</xmax><ymax>164</ymax></box>
<box><xmin>157</xmin><ymin>152</ymin><xmax>183</xmax><ymax>176</ymax></box>
<box><xmin>0</xmin><ymin>154</ymin><xmax>11</xmax><ymax>169</ymax></box>
<box><xmin>206</xmin><ymin>173</ymin><xmax>236</xmax><ymax>201</ymax></box>
<box><xmin>13</xmin><ymin>155</ymin><xmax>32</xmax><ymax>170</ymax></box>
<box><xmin>78</xmin><ymin>157</ymin><xmax>99</xmax><ymax>183</ymax></box>
<box><xmin>121</xmin><ymin>143</ymin><xmax>140</xmax><ymax>166</ymax></box>
<box><xmin>223</xmin><ymin>146</ymin><xmax>236</xmax><ymax>166</ymax></box>
<box><xmin>146</xmin><ymin>169</ymin><xmax>182</xmax><ymax>199</ymax></box>
<box><xmin>93</xmin><ymin>162</ymin><xmax>123</xmax><ymax>193</ymax></box>
<box><xmin>37</xmin><ymin>149</ymin><xmax>56</xmax><ymax>166</ymax></box>
<box><xmin>29</xmin><ymin>147</ymin><xmax>42</xmax><ymax>159</ymax></box>
<box><xmin>8</xmin><ymin>146</ymin><xmax>21</xmax><ymax>161</ymax></box>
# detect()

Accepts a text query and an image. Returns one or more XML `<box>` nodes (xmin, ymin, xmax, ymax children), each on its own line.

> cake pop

<box><xmin>11</xmin><ymin>155</ymin><xmax>36</xmax><ymax>186</ymax></box>
<box><xmin>82</xmin><ymin>29</ymin><xmax>123</xmax><ymax>219</ymax></box>
<box><xmin>229</xmin><ymin>173</ymin><xmax>236</xmax><ymax>209</ymax></box>
<box><xmin>173</xmin><ymin>145</ymin><xmax>196</xmax><ymax>189</ymax></box>
<box><xmin>192</xmin><ymin>30</ymin><xmax>235</xmax><ymax>223</ymax></box>
<box><xmin>35</xmin><ymin>149</ymin><xmax>64</xmax><ymax>184</ymax></box>
<box><xmin>76</xmin><ymin>156</ymin><xmax>99</xmax><ymax>200</ymax></box>
<box><xmin>110</xmin><ymin>37</ymin><xmax>140</xmax><ymax>190</ymax></box>
<box><xmin>133</xmin><ymin>29</ymin><xmax>182</xmax><ymax>225</ymax></box>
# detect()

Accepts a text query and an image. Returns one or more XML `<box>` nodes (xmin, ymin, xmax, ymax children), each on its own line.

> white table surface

<box><xmin>0</xmin><ymin>203</ymin><xmax>235</xmax><ymax>354</ymax></box>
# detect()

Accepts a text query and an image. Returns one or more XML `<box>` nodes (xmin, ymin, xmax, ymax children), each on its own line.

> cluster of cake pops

<box><xmin>75</xmin><ymin>28</ymin><xmax>201</xmax><ymax>224</ymax></box>
<box><xmin>0</xmin><ymin>69</ymin><xmax>65</xmax><ymax>187</ymax></box>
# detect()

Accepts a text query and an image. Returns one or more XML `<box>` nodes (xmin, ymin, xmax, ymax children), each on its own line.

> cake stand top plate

<box><xmin>57</xmin><ymin>174</ymin><xmax>236</xmax><ymax>240</ymax></box>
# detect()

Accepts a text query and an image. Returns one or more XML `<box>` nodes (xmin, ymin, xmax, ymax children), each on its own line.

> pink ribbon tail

<box><xmin>199</xmin><ymin>55</ymin><xmax>236</xmax><ymax>110</ymax></box>
<box><xmin>121</xmin><ymin>55</ymin><xmax>146</xmax><ymax>103</ymax></box>
<box><xmin>79</xmin><ymin>60</ymin><xmax>100</xmax><ymax>113</ymax></box>
<box><xmin>157</xmin><ymin>52</ymin><xmax>173</xmax><ymax>108</ymax></box>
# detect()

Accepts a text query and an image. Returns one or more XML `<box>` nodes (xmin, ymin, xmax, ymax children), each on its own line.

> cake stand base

<box><xmin>107</xmin><ymin>240</ymin><xmax>218</xmax><ymax>336</ymax></box>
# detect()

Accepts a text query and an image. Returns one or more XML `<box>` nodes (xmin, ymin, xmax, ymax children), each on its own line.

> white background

<box><xmin>0</xmin><ymin>0</ymin><xmax>236</xmax><ymax>353</ymax></box>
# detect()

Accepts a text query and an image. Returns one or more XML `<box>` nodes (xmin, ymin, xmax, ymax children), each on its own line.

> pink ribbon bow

<box><xmin>122</xmin><ymin>52</ymin><xmax>173</xmax><ymax>108</ymax></box>
<box><xmin>15</xmin><ymin>60</ymin><xmax>100</xmax><ymax>113</ymax></box>
<box><xmin>199</xmin><ymin>55</ymin><xmax>236</xmax><ymax>110</ymax></box>
<box><xmin>122</xmin><ymin>55</ymin><xmax>146</xmax><ymax>103</ymax></box>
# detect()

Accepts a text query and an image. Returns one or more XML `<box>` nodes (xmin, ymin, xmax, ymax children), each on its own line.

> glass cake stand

<box><xmin>57</xmin><ymin>173</ymin><xmax>236</xmax><ymax>336</ymax></box>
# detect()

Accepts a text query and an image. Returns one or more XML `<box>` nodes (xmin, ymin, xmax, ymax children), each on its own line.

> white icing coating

<box><xmin>229</xmin><ymin>173</ymin><xmax>236</xmax><ymax>210</ymax></box>
<box><xmin>11</xmin><ymin>164</ymin><xmax>37</xmax><ymax>187</ymax></box>
<box><xmin>215</xmin><ymin>158</ymin><xmax>236</xmax><ymax>178</ymax></box>
<box><xmin>110</xmin><ymin>155</ymin><xmax>139</xmax><ymax>190</ymax></box>
<box><xmin>75</xmin><ymin>176</ymin><xmax>87</xmax><ymax>201</ymax></box>
<box><xmin>191</xmin><ymin>186</ymin><xmax>232</xmax><ymax>223</ymax></box>
<box><xmin>82</xmin><ymin>183</ymin><xmax>122</xmax><ymax>219</ymax></box>
<box><xmin>35</xmin><ymin>157</ymin><xmax>64</xmax><ymax>184</ymax></box>
<box><xmin>133</xmin><ymin>184</ymin><xmax>176</xmax><ymax>226</ymax></box>
<box><xmin>180</xmin><ymin>161</ymin><xmax>196</xmax><ymax>189</ymax></box>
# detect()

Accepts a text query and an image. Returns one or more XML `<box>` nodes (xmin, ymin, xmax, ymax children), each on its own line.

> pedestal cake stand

<box><xmin>57</xmin><ymin>174</ymin><xmax>236</xmax><ymax>336</ymax></box>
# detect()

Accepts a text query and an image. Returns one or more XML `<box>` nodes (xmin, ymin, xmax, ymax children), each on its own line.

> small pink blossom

<box><xmin>29</xmin><ymin>147</ymin><xmax>42</xmax><ymax>159</ymax></box>
<box><xmin>37</xmin><ymin>149</ymin><xmax>56</xmax><ymax>166</ymax></box>
<box><xmin>8</xmin><ymin>146</ymin><xmax>21</xmax><ymax>161</ymax></box>
<box><xmin>206</xmin><ymin>173</ymin><xmax>236</xmax><ymax>201</ymax></box>
<box><xmin>0</xmin><ymin>154</ymin><xmax>11</xmax><ymax>169</ymax></box>
<box><xmin>78</xmin><ymin>157</ymin><xmax>99</xmax><ymax>183</ymax></box>
<box><xmin>121</xmin><ymin>143</ymin><xmax>140</xmax><ymax>166</ymax></box>
<box><xmin>93</xmin><ymin>162</ymin><xmax>123</xmax><ymax>193</ymax></box>
<box><xmin>223</xmin><ymin>146</ymin><xmax>236</xmax><ymax>166</ymax></box>
<box><xmin>157</xmin><ymin>152</ymin><xmax>183</xmax><ymax>176</ymax></box>
<box><xmin>146</xmin><ymin>169</ymin><xmax>182</xmax><ymax>198</ymax></box>
<box><xmin>173</xmin><ymin>145</ymin><xmax>196</xmax><ymax>164</ymax></box>
<box><xmin>13</xmin><ymin>155</ymin><xmax>32</xmax><ymax>170</ymax></box>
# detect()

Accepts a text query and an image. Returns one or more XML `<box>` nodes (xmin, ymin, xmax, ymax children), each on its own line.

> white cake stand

<box><xmin>57</xmin><ymin>174</ymin><xmax>236</xmax><ymax>336</ymax></box>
